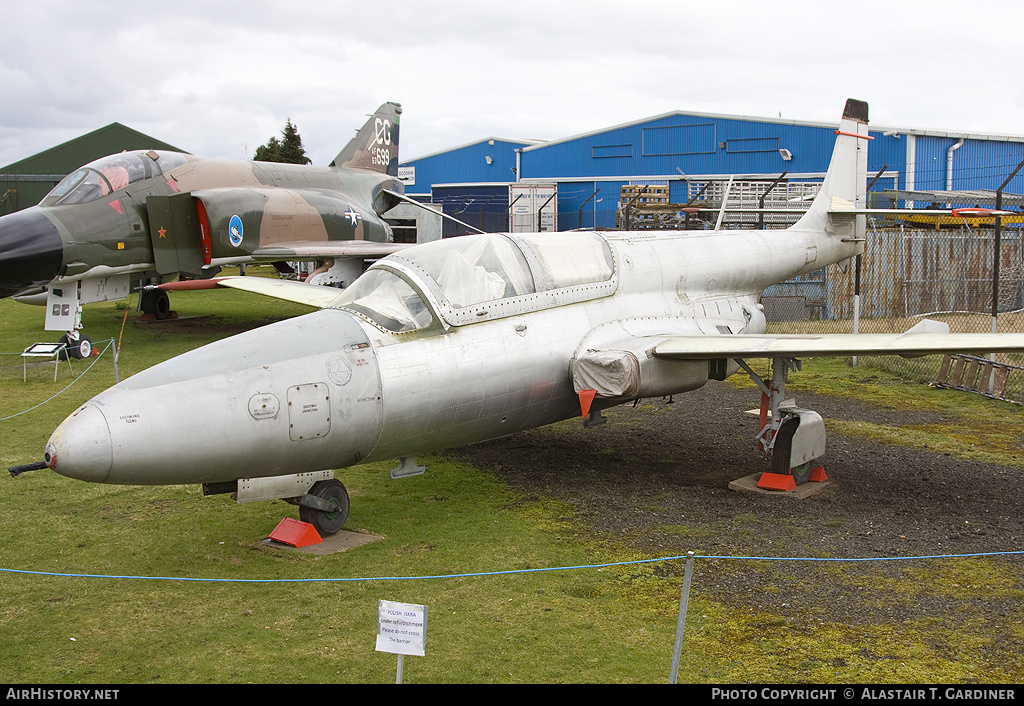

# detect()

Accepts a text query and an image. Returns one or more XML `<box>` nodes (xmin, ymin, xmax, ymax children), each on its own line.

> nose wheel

<box><xmin>58</xmin><ymin>332</ymin><xmax>93</xmax><ymax>360</ymax></box>
<box><xmin>298</xmin><ymin>479</ymin><xmax>350</xmax><ymax>536</ymax></box>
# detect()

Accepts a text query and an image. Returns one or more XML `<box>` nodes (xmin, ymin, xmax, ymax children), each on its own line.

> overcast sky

<box><xmin>3</xmin><ymin>1</ymin><xmax>1023</xmax><ymax>169</ymax></box>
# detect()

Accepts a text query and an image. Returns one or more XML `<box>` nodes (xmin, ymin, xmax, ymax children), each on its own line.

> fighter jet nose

<box><xmin>0</xmin><ymin>208</ymin><xmax>63</xmax><ymax>296</ymax></box>
<box><xmin>46</xmin><ymin>404</ymin><xmax>112</xmax><ymax>483</ymax></box>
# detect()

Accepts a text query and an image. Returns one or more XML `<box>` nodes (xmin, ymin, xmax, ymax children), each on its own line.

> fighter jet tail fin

<box><xmin>330</xmin><ymin>102</ymin><xmax>402</xmax><ymax>176</ymax></box>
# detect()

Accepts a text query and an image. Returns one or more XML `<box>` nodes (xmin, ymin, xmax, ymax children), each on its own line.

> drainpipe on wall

<box><xmin>946</xmin><ymin>139</ymin><xmax>964</xmax><ymax>205</ymax></box>
<box><xmin>905</xmin><ymin>134</ymin><xmax>916</xmax><ymax>209</ymax></box>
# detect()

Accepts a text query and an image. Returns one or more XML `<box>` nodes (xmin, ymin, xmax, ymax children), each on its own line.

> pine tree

<box><xmin>253</xmin><ymin>119</ymin><xmax>311</xmax><ymax>164</ymax></box>
<box><xmin>253</xmin><ymin>136</ymin><xmax>282</xmax><ymax>162</ymax></box>
<box><xmin>278</xmin><ymin>119</ymin><xmax>311</xmax><ymax>165</ymax></box>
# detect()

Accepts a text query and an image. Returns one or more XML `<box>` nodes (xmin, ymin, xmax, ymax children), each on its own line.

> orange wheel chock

<box><xmin>269</xmin><ymin>517</ymin><xmax>322</xmax><ymax>547</ymax></box>
<box><xmin>757</xmin><ymin>472</ymin><xmax>797</xmax><ymax>492</ymax></box>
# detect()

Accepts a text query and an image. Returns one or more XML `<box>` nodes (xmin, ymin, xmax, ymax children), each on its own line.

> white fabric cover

<box><xmin>571</xmin><ymin>349</ymin><xmax>641</xmax><ymax>398</ymax></box>
<box><xmin>518</xmin><ymin>232</ymin><xmax>613</xmax><ymax>290</ymax></box>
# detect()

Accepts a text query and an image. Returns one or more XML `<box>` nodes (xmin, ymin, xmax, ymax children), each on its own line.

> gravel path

<box><xmin>452</xmin><ymin>381</ymin><xmax>1024</xmax><ymax>645</ymax></box>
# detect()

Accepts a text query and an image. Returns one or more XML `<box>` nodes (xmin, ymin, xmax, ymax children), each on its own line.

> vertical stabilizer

<box><xmin>330</xmin><ymin>102</ymin><xmax>402</xmax><ymax>176</ymax></box>
<box><xmin>792</xmin><ymin>98</ymin><xmax>870</xmax><ymax>236</ymax></box>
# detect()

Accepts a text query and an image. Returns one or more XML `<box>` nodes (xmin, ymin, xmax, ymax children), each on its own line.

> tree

<box><xmin>253</xmin><ymin>119</ymin><xmax>311</xmax><ymax>164</ymax></box>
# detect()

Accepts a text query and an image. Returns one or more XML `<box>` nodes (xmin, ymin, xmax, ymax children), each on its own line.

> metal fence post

<box><xmin>669</xmin><ymin>551</ymin><xmax>696</xmax><ymax>684</ymax></box>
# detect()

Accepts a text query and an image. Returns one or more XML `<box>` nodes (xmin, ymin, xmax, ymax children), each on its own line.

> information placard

<box><xmin>375</xmin><ymin>600</ymin><xmax>427</xmax><ymax>657</ymax></box>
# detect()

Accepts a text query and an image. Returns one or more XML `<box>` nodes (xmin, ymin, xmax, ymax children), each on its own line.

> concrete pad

<box><xmin>262</xmin><ymin>528</ymin><xmax>385</xmax><ymax>555</ymax></box>
<box><xmin>729</xmin><ymin>472</ymin><xmax>830</xmax><ymax>498</ymax></box>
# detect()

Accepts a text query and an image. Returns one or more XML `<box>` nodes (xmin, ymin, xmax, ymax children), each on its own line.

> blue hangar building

<box><xmin>399</xmin><ymin>106</ymin><xmax>1024</xmax><ymax>236</ymax></box>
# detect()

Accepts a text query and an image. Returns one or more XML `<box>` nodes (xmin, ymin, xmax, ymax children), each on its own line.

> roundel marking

<box><xmin>228</xmin><ymin>215</ymin><xmax>244</xmax><ymax>247</ymax></box>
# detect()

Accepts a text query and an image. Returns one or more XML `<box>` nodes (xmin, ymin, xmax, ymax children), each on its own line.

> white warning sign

<box><xmin>375</xmin><ymin>600</ymin><xmax>427</xmax><ymax>657</ymax></box>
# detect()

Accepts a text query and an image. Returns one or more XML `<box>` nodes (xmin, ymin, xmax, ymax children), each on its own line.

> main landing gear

<box><xmin>736</xmin><ymin>356</ymin><xmax>827</xmax><ymax>490</ymax></box>
<box><xmin>139</xmin><ymin>288</ymin><xmax>173</xmax><ymax>320</ymax></box>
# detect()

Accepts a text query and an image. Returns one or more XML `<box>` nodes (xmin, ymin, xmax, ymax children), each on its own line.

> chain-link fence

<box><xmin>626</xmin><ymin>149</ymin><xmax>1024</xmax><ymax>399</ymax></box>
<box><xmin>760</xmin><ymin>220</ymin><xmax>1024</xmax><ymax>400</ymax></box>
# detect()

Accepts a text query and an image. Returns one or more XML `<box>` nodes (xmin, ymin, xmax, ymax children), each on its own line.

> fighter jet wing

<box><xmin>655</xmin><ymin>327</ymin><xmax>1024</xmax><ymax>359</ymax></box>
<box><xmin>158</xmin><ymin>276</ymin><xmax>343</xmax><ymax>308</ymax></box>
<box><xmin>249</xmin><ymin>240</ymin><xmax>410</xmax><ymax>261</ymax></box>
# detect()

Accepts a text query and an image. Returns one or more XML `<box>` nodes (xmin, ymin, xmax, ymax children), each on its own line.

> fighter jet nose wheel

<box><xmin>299</xmin><ymin>479</ymin><xmax>350</xmax><ymax>536</ymax></box>
<box><xmin>58</xmin><ymin>332</ymin><xmax>93</xmax><ymax>360</ymax></box>
<box><xmin>771</xmin><ymin>416</ymin><xmax>813</xmax><ymax>485</ymax></box>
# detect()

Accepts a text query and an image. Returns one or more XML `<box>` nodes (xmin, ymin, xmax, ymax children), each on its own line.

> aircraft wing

<box><xmin>654</xmin><ymin>331</ymin><xmax>1024</xmax><ymax>359</ymax></box>
<box><xmin>158</xmin><ymin>277</ymin><xmax>343</xmax><ymax>308</ymax></box>
<box><xmin>249</xmin><ymin>240</ymin><xmax>410</xmax><ymax>261</ymax></box>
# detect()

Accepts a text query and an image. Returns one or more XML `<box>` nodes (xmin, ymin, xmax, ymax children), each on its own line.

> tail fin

<box><xmin>330</xmin><ymin>102</ymin><xmax>401</xmax><ymax>175</ymax></box>
<box><xmin>793</xmin><ymin>98</ymin><xmax>869</xmax><ymax>233</ymax></box>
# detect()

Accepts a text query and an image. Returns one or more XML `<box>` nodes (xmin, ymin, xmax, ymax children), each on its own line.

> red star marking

<box><xmin>158</xmin><ymin>227</ymin><xmax>167</xmax><ymax>238</ymax></box>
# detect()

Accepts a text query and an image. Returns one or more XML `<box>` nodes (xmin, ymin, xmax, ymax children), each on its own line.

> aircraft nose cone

<box><xmin>0</xmin><ymin>208</ymin><xmax>63</xmax><ymax>297</ymax></box>
<box><xmin>45</xmin><ymin>404</ymin><xmax>113</xmax><ymax>483</ymax></box>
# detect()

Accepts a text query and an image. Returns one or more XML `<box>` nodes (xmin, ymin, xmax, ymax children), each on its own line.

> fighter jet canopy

<box><xmin>333</xmin><ymin>232</ymin><xmax>616</xmax><ymax>333</ymax></box>
<box><xmin>40</xmin><ymin>151</ymin><xmax>189</xmax><ymax>206</ymax></box>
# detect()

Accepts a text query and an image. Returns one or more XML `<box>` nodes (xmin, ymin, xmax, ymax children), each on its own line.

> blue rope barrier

<box><xmin>1</xmin><ymin>548</ymin><xmax>1021</xmax><ymax>584</ymax></box>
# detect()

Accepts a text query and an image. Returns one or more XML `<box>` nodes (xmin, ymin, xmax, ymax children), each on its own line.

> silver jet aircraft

<box><xmin>26</xmin><ymin>99</ymin><xmax>1024</xmax><ymax>535</ymax></box>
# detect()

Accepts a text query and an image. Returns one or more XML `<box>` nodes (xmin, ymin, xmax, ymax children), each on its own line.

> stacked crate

<box><xmin>617</xmin><ymin>184</ymin><xmax>669</xmax><ymax>229</ymax></box>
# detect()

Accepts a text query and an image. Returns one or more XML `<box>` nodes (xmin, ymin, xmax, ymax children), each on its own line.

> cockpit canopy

<box><xmin>40</xmin><ymin>151</ymin><xmax>189</xmax><ymax>207</ymax></box>
<box><xmin>333</xmin><ymin>231</ymin><xmax>616</xmax><ymax>333</ymax></box>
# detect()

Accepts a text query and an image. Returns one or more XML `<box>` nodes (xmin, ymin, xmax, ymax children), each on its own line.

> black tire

<box><xmin>141</xmin><ymin>289</ymin><xmax>171</xmax><ymax>320</ymax></box>
<box><xmin>299</xmin><ymin>479</ymin><xmax>350</xmax><ymax>536</ymax></box>
<box><xmin>771</xmin><ymin>416</ymin><xmax>813</xmax><ymax>485</ymax></box>
<box><xmin>58</xmin><ymin>333</ymin><xmax>93</xmax><ymax>360</ymax></box>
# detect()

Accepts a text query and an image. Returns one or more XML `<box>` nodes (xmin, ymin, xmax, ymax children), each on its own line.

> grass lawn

<box><xmin>0</xmin><ymin>274</ymin><xmax>1021</xmax><ymax>683</ymax></box>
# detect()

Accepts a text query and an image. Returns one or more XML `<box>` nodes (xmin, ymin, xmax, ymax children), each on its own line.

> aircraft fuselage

<box><xmin>0</xmin><ymin>151</ymin><xmax>398</xmax><ymax>300</ymax></box>
<box><xmin>44</xmin><ymin>224</ymin><xmax>853</xmax><ymax>486</ymax></box>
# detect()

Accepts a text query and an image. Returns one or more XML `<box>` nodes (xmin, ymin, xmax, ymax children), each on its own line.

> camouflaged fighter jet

<box><xmin>22</xmin><ymin>99</ymin><xmax>1024</xmax><ymax>537</ymax></box>
<box><xmin>0</xmin><ymin>103</ymin><xmax>410</xmax><ymax>358</ymax></box>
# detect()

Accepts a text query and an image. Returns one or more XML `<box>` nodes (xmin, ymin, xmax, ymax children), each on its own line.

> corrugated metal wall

<box><xmin>521</xmin><ymin>115</ymin><xmax>837</xmax><ymax>180</ymax></box>
<box><xmin>401</xmin><ymin>108</ymin><xmax>1024</xmax><ymax>236</ymax></box>
<box><xmin>430</xmin><ymin>184</ymin><xmax>510</xmax><ymax>236</ymax></box>
<box><xmin>400</xmin><ymin>139</ymin><xmax>532</xmax><ymax>199</ymax></box>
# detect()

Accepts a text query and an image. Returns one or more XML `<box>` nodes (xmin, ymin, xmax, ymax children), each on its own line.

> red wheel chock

<box><xmin>269</xmin><ymin>517</ymin><xmax>322</xmax><ymax>547</ymax></box>
<box><xmin>757</xmin><ymin>467</ymin><xmax>827</xmax><ymax>491</ymax></box>
<box><xmin>757</xmin><ymin>472</ymin><xmax>796</xmax><ymax>491</ymax></box>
